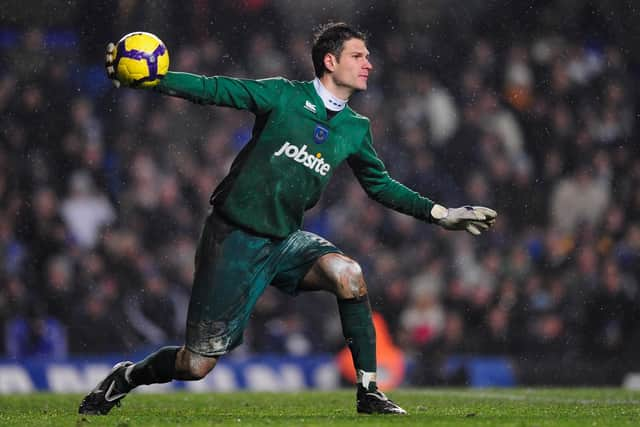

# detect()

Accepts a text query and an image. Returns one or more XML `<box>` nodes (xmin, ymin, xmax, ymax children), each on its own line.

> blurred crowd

<box><xmin>1</xmin><ymin>1</ymin><xmax>639</xmax><ymax>385</ymax></box>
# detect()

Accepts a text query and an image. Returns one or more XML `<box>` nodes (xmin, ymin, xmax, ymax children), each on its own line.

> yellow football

<box><xmin>114</xmin><ymin>32</ymin><xmax>169</xmax><ymax>88</ymax></box>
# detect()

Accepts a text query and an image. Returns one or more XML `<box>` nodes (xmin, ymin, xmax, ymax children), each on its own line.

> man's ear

<box><xmin>323</xmin><ymin>53</ymin><xmax>337</xmax><ymax>72</ymax></box>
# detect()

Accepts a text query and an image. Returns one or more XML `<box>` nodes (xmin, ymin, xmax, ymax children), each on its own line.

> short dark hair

<box><xmin>312</xmin><ymin>22</ymin><xmax>366</xmax><ymax>78</ymax></box>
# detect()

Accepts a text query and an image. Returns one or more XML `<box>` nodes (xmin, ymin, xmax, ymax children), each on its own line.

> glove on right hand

<box><xmin>105</xmin><ymin>42</ymin><xmax>121</xmax><ymax>88</ymax></box>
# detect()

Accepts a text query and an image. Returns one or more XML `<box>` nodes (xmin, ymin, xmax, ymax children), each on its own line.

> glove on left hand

<box><xmin>430</xmin><ymin>204</ymin><xmax>497</xmax><ymax>236</ymax></box>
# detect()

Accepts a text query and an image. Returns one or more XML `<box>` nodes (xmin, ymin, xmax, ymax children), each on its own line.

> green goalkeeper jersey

<box><xmin>157</xmin><ymin>72</ymin><xmax>435</xmax><ymax>238</ymax></box>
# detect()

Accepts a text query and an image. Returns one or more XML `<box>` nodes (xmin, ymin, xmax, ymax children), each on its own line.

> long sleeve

<box><xmin>155</xmin><ymin>71</ymin><xmax>288</xmax><ymax>114</ymax></box>
<box><xmin>347</xmin><ymin>127</ymin><xmax>436</xmax><ymax>221</ymax></box>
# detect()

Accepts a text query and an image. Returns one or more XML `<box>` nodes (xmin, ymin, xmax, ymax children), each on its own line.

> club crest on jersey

<box><xmin>273</xmin><ymin>141</ymin><xmax>331</xmax><ymax>176</ymax></box>
<box><xmin>313</xmin><ymin>124</ymin><xmax>329</xmax><ymax>144</ymax></box>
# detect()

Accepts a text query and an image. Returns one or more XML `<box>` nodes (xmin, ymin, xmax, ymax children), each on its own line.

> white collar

<box><xmin>313</xmin><ymin>78</ymin><xmax>348</xmax><ymax>112</ymax></box>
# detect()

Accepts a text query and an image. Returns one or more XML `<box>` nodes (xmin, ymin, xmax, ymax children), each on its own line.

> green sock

<box><xmin>127</xmin><ymin>346</ymin><xmax>180</xmax><ymax>386</ymax></box>
<box><xmin>338</xmin><ymin>295</ymin><xmax>377</xmax><ymax>391</ymax></box>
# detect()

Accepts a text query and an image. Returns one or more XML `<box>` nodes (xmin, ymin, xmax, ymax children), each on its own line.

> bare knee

<box><xmin>324</xmin><ymin>254</ymin><xmax>367</xmax><ymax>299</ymax></box>
<box><xmin>175</xmin><ymin>347</ymin><xmax>218</xmax><ymax>380</ymax></box>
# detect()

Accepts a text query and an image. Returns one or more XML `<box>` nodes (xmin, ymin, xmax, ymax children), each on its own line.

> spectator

<box><xmin>550</xmin><ymin>162</ymin><xmax>610</xmax><ymax>234</ymax></box>
<box><xmin>584</xmin><ymin>258</ymin><xmax>637</xmax><ymax>360</ymax></box>
<box><xmin>42</xmin><ymin>255</ymin><xmax>77</xmax><ymax>326</ymax></box>
<box><xmin>125</xmin><ymin>270</ymin><xmax>179</xmax><ymax>346</ymax></box>
<box><xmin>69</xmin><ymin>292</ymin><xmax>131</xmax><ymax>354</ymax></box>
<box><xmin>5</xmin><ymin>304</ymin><xmax>67</xmax><ymax>359</ymax></box>
<box><xmin>400</xmin><ymin>281</ymin><xmax>445</xmax><ymax>349</ymax></box>
<box><xmin>14</xmin><ymin>187</ymin><xmax>68</xmax><ymax>285</ymax></box>
<box><xmin>60</xmin><ymin>170</ymin><xmax>116</xmax><ymax>249</ymax></box>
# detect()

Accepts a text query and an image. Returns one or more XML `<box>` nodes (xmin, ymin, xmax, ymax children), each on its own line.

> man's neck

<box><xmin>314</xmin><ymin>77</ymin><xmax>349</xmax><ymax>112</ymax></box>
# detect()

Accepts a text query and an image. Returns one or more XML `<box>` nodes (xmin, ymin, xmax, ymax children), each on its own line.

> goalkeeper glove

<box><xmin>430</xmin><ymin>204</ymin><xmax>497</xmax><ymax>236</ymax></box>
<box><xmin>105</xmin><ymin>42</ymin><xmax>121</xmax><ymax>88</ymax></box>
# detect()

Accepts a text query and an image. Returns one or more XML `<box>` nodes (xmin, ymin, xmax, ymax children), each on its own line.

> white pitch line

<box><xmin>414</xmin><ymin>389</ymin><xmax>640</xmax><ymax>405</ymax></box>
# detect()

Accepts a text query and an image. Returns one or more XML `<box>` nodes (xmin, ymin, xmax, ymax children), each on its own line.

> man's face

<box><xmin>327</xmin><ymin>38</ymin><xmax>372</xmax><ymax>92</ymax></box>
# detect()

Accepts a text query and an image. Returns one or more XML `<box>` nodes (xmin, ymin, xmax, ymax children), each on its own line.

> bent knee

<box><xmin>189</xmin><ymin>358</ymin><xmax>216</xmax><ymax>380</ymax></box>
<box><xmin>177</xmin><ymin>348</ymin><xmax>218</xmax><ymax>380</ymax></box>
<box><xmin>325</xmin><ymin>254</ymin><xmax>367</xmax><ymax>299</ymax></box>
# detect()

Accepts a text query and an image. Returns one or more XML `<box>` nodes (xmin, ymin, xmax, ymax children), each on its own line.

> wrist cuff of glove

<box><xmin>430</xmin><ymin>204</ymin><xmax>448</xmax><ymax>223</ymax></box>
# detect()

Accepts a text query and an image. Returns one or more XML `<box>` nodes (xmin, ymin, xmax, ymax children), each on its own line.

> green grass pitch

<box><xmin>2</xmin><ymin>388</ymin><xmax>640</xmax><ymax>426</ymax></box>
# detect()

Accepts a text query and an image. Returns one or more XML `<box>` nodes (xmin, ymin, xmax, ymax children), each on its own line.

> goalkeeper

<box><xmin>79</xmin><ymin>22</ymin><xmax>496</xmax><ymax>416</ymax></box>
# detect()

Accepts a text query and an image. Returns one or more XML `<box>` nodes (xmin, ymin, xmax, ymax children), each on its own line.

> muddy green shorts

<box><xmin>186</xmin><ymin>211</ymin><xmax>341</xmax><ymax>356</ymax></box>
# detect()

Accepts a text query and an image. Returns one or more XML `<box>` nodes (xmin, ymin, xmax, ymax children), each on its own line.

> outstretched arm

<box><xmin>105</xmin><ymin>42</ymin><xmax>285</xmax><ymax>114</ymax></box>
<box><xmin>154</xmin><ymin>72</ymin><xmax>286</xmax><ymax>114</ymax></box>
<box><xmin>348</xmin><ymin>128</ymin><xmax>497</xmax><ymax>235</ymax></box>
